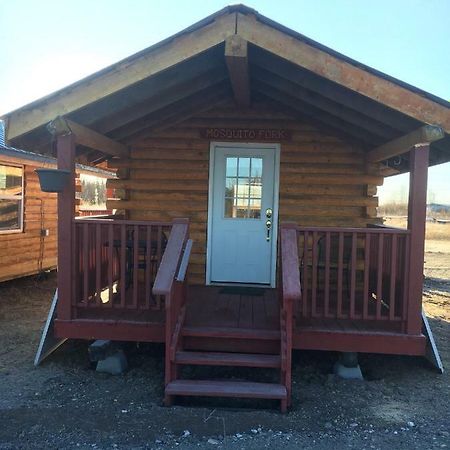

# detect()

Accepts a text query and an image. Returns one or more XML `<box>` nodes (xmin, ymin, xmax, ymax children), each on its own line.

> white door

<box><xmin>207</xmin><ymin>143</ymin><xmax>279</xmax><ymax>285</ymax></box>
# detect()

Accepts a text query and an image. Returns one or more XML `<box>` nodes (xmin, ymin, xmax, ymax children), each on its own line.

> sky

<box><xmin>0</xmin><ymin>0</ymin><xmax>449</xmax><ymax>204</ymax></box>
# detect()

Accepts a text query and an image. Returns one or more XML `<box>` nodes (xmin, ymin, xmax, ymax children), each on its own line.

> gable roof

<box><xmin>2</xmin><ymin>4</ymin><xmax>449</xmax><ymax>172</ymax></box>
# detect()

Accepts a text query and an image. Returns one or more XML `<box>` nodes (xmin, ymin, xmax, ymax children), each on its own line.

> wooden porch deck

<box><xmin>56</xmin><ymin>284</ymin><xmax>426</xmax><ymax>356</ymax></box>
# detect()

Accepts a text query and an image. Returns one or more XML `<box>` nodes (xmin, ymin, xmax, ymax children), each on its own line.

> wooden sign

<box><xmin>201</xmin><ymin>128</ymin><xmax>291</xmax><ymax>141</ymax></box>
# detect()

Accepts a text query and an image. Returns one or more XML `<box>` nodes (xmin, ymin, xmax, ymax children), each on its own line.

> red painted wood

<box><xmin>132</xmin><ymin>224</ymin><xmax>139</xmax><ymax>308</ymax></box>
<box><xmin>349</xmin><ymin>233</ymin><xmax>357</xmax><ymax>319</ymax></box>
<box><xmin>363</xmin><ymin>233</ymin><xmax>370</xmax><ymax>320</ymax></box>
<box><xmin>337</xmin><ymin>232</ymin><xmax>344</xmax><ymax>318</ymax></box>
<box><xmin>407</xmin><ymin>144</ymin><xmax>429</xmax><ymax>334</ymax></box>
<box><xmin>175</xmin><ymin>351</ymin><xmax>281</xmax><ymax>368</ymax></box>
<box><xmin>153</xmin><ymin>219</ymin><xmax>189</xmax><ymax>296</ymax></box>
<box><xmin>389</xmin><ymin>234</ymin><xmax>398</xmax><ymax>321</ymax></box>
<box><xmin>182</xmin><ymin>326</ymin><xmax>281</xmax><ymax>340</ymax></box>
<box><xmin>56</xmin><ymin>134</ymin><xmax>76</xmax><ymax>320</ymax></box>
<box><xmin>108</xmin><ymin>223</ymin><xmax>114</xmax><ymax>307</ymax></box>
<box><xmin>120</xmin><ymin>225</ymin><xmax>126</xmax><ymax>308</ymax></box>
<box><xmin>302</xmin><ymin>230</ymin><xmax>308</xmax><ymax>317</ymax></box>
<box><xmin>376</xmin><ymin>233</ymin><xmax>384</xmax><ymax>320</ymax></box>
<box><xmin>54</xmin><ymin>319</ymin><xmax>164</xmax><ymax>342</ymax></box>
<box><xmin>145</xmin><ymin>225</ymin><xmax>152</xmax><ymax>309</ymax></box>
<box><xmin>95</xmin><ymin>223</ymin><xmax>101</xmax><ymax>305</ymax></box>
<box><xmin>82</xmin><ymin>222</ymin><xmax>89</xmax><ymax>306</ymax></box>
<box><xmin>311</xmin><ymin>231</ymin><xmax>318</xmax><ymax>317</ymax></box>
<box><xmin>165</xmin><ymin>380</ymin><xmax>287</xmax><ymax>399</ymax></box>
<box><xmin>293</xmin><ymin>329</ymin><xmax>426</xmax><ymax>355</ymax></box>
<box><xmin>324</xmin><ymin>231</ymin><xmax>331</xmax><ymax>317</ymax></box>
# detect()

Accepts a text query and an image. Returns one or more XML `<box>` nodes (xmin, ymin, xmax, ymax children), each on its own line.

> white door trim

<box><xmin>206</xmin><ymin>141</ymin><xmax>281</xmax><ymax>287</ymax></box>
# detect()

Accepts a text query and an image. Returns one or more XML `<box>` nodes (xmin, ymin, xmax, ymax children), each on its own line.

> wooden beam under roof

<box><xmin>253</xmin><ymin>81</ymin><xmax>383</xmax><ymax>145</ymax></box>
<box><xmin>48</xmin><ymin>116</ymin><xmax>129</xmax><ymax>158</ymax></box>
<box><xmin>252</xmin><ymin>68</ymin><xmax>397</xmax><ymax>140</ymax></box>
<box><xmin>367</xmin><ymin>125</ymin><xmax>445</xmax><ymax>163</ymax></box>
<box><xmin>237</xmin><ymin>13</ymin><xmax>450</xmax><ymax>132</ymax></box>
<box><xmin>225</xmin><ymin>35</ymin><xmax>250</xmax><ymax>108</ymax></box>
<box><xmin>4</xmin><ymin>12</ymin><xmax>236</xmax><ymax>141</ymax></box>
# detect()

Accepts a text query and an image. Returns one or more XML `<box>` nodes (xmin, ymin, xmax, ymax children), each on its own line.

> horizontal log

<box><xmin>281</xmin><ymin>196</ymin><xmax>378</xmax><ymax>207</ymax></box>
<box><xmin>106</xmin><ymin>199</ymin><xmax>207</xmax><ymax>211</ymax></box>
<box><xmin>107</xmin><ymin>179</ymin><xmax>207</xmax><ymax>191</ymax></box>
<box><xmin>130</xmin><ymin>169</ymin><xmax>208</xmax><ymax>180</ymax></box>
<box><xmin>281</xmin><ymin>165</ymin><xmax>366</xmax><ymax>175</ymax></box>
<box><xmin>131</xmin><ymin>148</ymin><xmax>209</xmax><ymax>160</ymax></box>
<box><xmin>131</xmin><ymin>192</ymin><xmax>208</xmax><ymax>201</ymax></box>
<box><xmin>108</xmin><ymin>159</ymin><xmax>208</xmax><ymax>170</ymax></box>
<box><xmin>279</xmin><ymin>206</ymin><xmax>363</xmax><ymax>217</ymax></box>
<box><xmin>280</xmin><ymin>174</ymin><xmax>383</xmax><ymax>186</ymax></box>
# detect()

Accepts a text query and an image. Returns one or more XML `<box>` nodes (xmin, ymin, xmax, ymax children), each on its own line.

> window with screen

<box><xmin>0</xmin><ymin>164</ymin><xmax>23</xmax><ymax>232</ymax></box>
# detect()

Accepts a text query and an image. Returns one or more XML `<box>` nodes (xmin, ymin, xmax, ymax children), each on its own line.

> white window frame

<box><xmin>0</xmin><ymin>162</ymin><xmax>24</xmax><ymax>234</ymax></box>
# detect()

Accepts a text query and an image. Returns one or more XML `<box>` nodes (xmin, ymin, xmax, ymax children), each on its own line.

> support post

<box><xmin>56</xmin><ymin>133</ymin><xmax>76</xmax><ymax>321</ymax></box>
<box><xmin>406</xmin><ymin>144</ymin><xmax>429</xmax><ymax>335</ymax></box>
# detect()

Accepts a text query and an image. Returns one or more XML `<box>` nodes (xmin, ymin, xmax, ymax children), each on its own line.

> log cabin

<box><xmin>0</xmin><ymin>142</ymin><xmax>113</xmax><ymax>282</ymax></box>
<box><xmin>1</xmin><ymin>5</ymin><xmax>449</xmax><ymax>411</ymax></box>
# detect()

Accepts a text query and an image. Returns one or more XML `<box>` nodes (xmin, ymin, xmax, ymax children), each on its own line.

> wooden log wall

<box><xmin>107</xmin><ymin>101</ymin><xmax>383</xmax><ymax>285</ymax></box>
<box><xmin>0</xmin><ymin>165</ymin><xmax>58</xmax><ymax>282</ymax></box>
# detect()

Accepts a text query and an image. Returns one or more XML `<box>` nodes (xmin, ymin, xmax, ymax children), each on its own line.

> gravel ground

<box><xmin>0</xmin><ymin>242</ymin><xmax>449</xmax><ymax>450</ymax></box>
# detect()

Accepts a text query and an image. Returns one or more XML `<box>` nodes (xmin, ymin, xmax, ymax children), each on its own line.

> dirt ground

<box><xmin>0</xmin><ymin>234</ymin><xmax>449</xmax><ymax>449</ymax></box>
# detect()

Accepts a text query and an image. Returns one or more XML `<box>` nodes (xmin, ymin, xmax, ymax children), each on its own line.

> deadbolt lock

<box><xmin>266</xmin><ymin>208</ymin><xmax>273</xmax><ymax>218</ymax></box>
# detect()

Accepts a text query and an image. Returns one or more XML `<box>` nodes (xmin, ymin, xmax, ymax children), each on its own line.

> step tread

<box><xmin>175</xmin><ymin>351</ymin><xmax>281</xmax><ymax>368</ymax></box>
<box><xmin>166</xmin><ymin>379</ymin><xmax>287</xmax><ymax>399</ymax></box>
<box><xmin>181</xmin><ymin>326</ymin><xmax>281</xmax><ymax>340</ymax></box>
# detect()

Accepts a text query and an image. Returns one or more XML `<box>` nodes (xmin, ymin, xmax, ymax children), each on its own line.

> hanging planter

<box><xmin>35</xmin><ymin>168</ymin><xmax>71</xmax><ymax>193</ymax></box>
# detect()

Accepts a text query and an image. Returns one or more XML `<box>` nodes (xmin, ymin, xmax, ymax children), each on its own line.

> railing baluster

<box><xmin>302</xmin><ymin>231</ymin><xmax>308</xmax><ymax>318</ymax></box>
<box><xmin>108</xmin><ymin>224</ymin><xmax>114</xmax><ymax>307</ymax></box>
<box><xmin>363</xmin><ymin>233</ymin><xmax>371</xmax><ymax>320</ymax></box>
<box><xmin>83</xmin><ymin>222</ymin><xmax>89</xmax><ymax>307</ymax></box>
<box><xmin>145</xmin><ymin>225</ymin><xmax>152</xmax><ymax>309</ymax></box>
<box><xmin>132</xmin><ymin>225</ymin><xmax>139</xmax><ymax>308</ymax></box>
<box><xmin>402</xmin><ymin>235</ymin><xmax>411</xmax><ymax>329</ymax></box>
<box><xmin>390</xmin><ymin>234</ymin><xmax>398</xmax><ymax>320</ymax></box>
<box><xmin>311</xmin><ymin>231</ymin><xmax>318</xmax><ymax>318</ymax></box>
<box><xmin>120</xmin><ymin>224</ymin><xmax>126</xmax><ymax>308</ymax></box>
<box><xmin>337</xmin><ymin>232</ymin><xmax>344</xmax><ymax>318</ymax></box>
<box><xmin>324</xmin><ymin>231</ymin><xmax>331</xmax><ymax>318</ymax></box>
<box><xmin>376</xmin><ymin>234</ymin><xmax>384</xmax><ymax>320</ymax></box>
<box><xmin>156</xmin><ymin>225</ymin><xmax>163</xmax><ymax>309</ymax></box>
<box><xmin>350</xmin><ymin>232</ymin><xmax>357</xmax><ymax>319</ymax></box>
<box><xmin>95</xmin><ymin>223</ymin><xmax>101</xmax><ymax>305</ymax></box>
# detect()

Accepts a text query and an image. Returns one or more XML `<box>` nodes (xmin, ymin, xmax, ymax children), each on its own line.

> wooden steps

<box><xmin>181</xmin><ymin>326</ymin><xmax>280</xmax><ymax>340</ymax></box>
<box><xmin>166</xmin><ymin>379</ymin><xmax>287</xmax><ymax>400</ymax></box>
<box><xmin>175</xmin><ymin>350</ymin><xmax>281</xmax><ymax>368</ymax></box>
<box><xmin>165</xmin><ymin>297</ymin><xmax>289</xmax><ymax>412</ymax></box>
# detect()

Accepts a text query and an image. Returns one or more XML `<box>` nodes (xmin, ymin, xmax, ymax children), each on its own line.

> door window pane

<box><xmin>226</xmin><ymin>158</ymin><xmax>238</xmax><ymax>177</ymax></box>
<box><xmin>224</xmin><ymin>157</ymin><xmax>263</xmax><ymax>219</ymax></box>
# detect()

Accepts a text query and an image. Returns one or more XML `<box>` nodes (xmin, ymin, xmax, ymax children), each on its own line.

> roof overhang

<box><xmin>1</xmin><ymin>4</ymin><xmax>449</xmax><ymax>173</ymax></box>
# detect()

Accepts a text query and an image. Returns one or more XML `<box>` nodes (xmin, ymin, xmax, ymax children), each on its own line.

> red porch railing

<box><xmin>152</xmin><ymin>219</ymin><xmax>191</xmax><ymax>399</ymax></box>
<box><xmin>279</xmin><ymin>225</ymin><xmax>301</xmax><ymax>410</ymax></box>
<box><xmin>294</xmin><ymin>225</ymin><xmax>411</xmax><ymax>332</ymax></box>
<box><xmin>71</xmin><ymin>217</ymin><xmax>172</xmax><ymax>316</ymax></box>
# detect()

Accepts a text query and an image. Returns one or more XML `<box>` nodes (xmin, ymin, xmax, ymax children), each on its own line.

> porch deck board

<box><xmin>185</xmin><ymin>286</ymin><xmax>280</xmax><ymax>331</ymax></box>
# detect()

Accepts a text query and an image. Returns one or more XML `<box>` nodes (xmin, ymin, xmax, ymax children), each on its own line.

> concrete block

<box><xmin>333</xmin><ymin>361</ymin><xmax>363</xmax><ymax>380</ymax></box>
<box><xmin>96</xmin><ymin>350</ymin><xmax>128</xmax><ymax>375</ymax></box>
<box><xmin>88</xmin><ymin>340</ymin><xmax>112</xmax><ymax>362</ymax></box>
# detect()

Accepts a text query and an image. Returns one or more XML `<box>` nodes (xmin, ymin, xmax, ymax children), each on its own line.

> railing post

<box><xmin>406</xmin><ymin>143</ymin><xmax>429</xmax><ymax>334</ymax></box>
<box><xmin>56</xmin><ymin>133</ymin><xmax>76</xmax><ymax>321</ymax></box>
